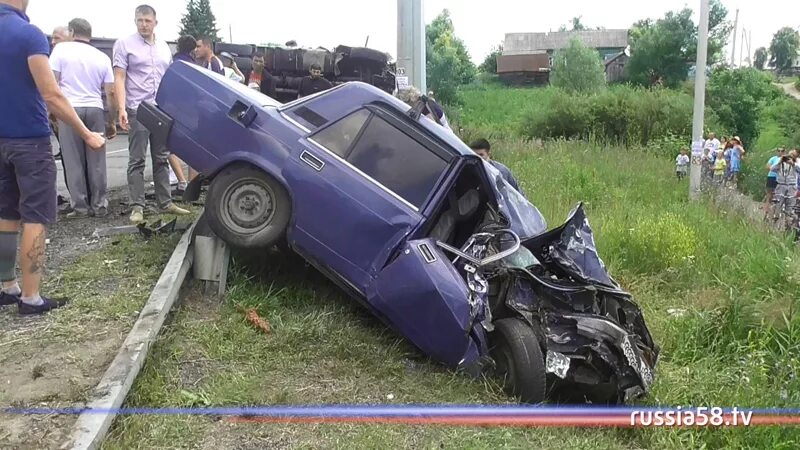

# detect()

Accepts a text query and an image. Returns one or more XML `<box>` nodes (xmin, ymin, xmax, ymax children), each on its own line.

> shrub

<box><xmin>549</xmin><ymin>37</ymin><xmax>606</xmax><ymax>94</ymax></box>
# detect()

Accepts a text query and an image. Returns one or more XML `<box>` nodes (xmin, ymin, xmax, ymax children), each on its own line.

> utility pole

<box><xmin>730</xmin><ymin>8</ymin><xmax>739</xmax><ymax>67</ymax></box>
<box><xmin>229</xmin><ymin>24</ymin><xmax>233</xmax><ymax>43</ymax></box>
<box><xmin>396</xmin><ymin>0</ymin><xmax>427</xmax><ymax>93</ymax></box>
<box><xmin>690</xmin><ymin>0</ymin><xmax>710</xmax><ymax>201</ymax></box>
<box><xmin>740</xmin><ymin>28</ymin><xmax>745</xmax><ymax>66</ymax></box>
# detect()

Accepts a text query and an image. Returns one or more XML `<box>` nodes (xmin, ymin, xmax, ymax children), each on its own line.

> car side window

<box><xmin>310</xmin><ymin>109</ymin><xmax>371</xmax><ymax>158</ymax></box>
<box><xmin>345</xmin><ymin>115</ymin><xmax>449</xmax><ymax>209</ymax></box>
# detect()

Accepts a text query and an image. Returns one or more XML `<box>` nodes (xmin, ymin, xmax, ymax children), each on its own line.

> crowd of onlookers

<box><xmin>675</xmin><ymin>133</ymin><xmax>747</xmax><ymax>187</ymax></box>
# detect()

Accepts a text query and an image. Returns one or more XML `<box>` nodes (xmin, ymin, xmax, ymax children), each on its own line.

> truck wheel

<box><xmin>206</xmin><ymin>163</ymin><xmax>291</xmax><ymax>249</ymax></box>
<box><xmin>490</xmin><ymin>318</ymin><xmax>547</xmax><ymax>404</ymax></box>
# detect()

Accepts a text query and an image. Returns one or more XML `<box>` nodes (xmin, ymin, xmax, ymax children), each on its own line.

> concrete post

<box><xmin>689</xmin><ymin>0</ymin><xmax>710</xmax><ymax>201</ymax></box>
<box><xmin>396</xmin><ymin>0</ymin><xmax>427</xmax><ymax>93</ymax></box>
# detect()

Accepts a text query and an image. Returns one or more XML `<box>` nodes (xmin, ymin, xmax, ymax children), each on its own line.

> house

<box><xmin>499</xmin><ymin>29</ymin><xmax>630</xmax><ymax>84</ymax></box>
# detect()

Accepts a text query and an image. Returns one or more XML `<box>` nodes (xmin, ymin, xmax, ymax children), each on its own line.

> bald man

<box><xmin>51</xmin><ymin>25</ymin><xmax>69</xmax><ymax>47</ymax></box>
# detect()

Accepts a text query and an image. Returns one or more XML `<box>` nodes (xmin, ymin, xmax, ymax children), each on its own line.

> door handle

<box><xmin>300</xmin><ymin>150</ymin><xmax>325</xmax><ymax>171</ymax></box>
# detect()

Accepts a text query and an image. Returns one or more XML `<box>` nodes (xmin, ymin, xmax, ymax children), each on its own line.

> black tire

<box><xmin>213</xmin><ymin>43</ymin><xmax>255</xmax><ymax>58</ymax></box>
<box><xmin>206</xmin><ymin>163</ymin><xmax>291</xmax><ymax>249</ymax></box>
<box><xmin>490</xmin><ymin>318</ymin><xmax>547</xmax><ymax>404</ymax></box>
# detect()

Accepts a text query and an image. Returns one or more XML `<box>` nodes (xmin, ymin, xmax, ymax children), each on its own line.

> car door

<box><xmin>282</xmin><ymin>105</ymin><xmax>454</xmax><ymax>294</ymax></box>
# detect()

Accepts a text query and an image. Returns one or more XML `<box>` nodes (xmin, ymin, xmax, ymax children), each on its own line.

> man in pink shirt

<box><xmin>113</xmin><ymin>4</ymin><xmax>189</xmax><ymax>223</ymax></box>
<box><xmin>50</xmin><ymin>17</ymin><xmax>116</xmax><ymax>218</ymax></box>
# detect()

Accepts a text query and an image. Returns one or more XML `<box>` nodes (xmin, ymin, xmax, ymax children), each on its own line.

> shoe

<box><xmin>94</xmin><ymin>207</ymin><xmax>109</xmax><ymax>218</ymax></box>
<box><xmin>0</xmin><ymin>291</ymin><xmax>20</xmax><ymax>306</ymax></box>
<box><xmin>159</xmin><ymin>203</ymin><xmax>191</xmax><ymax>216</ymax></box>
<box><xmin>66</xmin><ymin>210</ymin><xmax>90</xmax><ymax>219</ymax></box>
<box><xmin>130</xmin><ymin>206</ymin><xmax>144</xmax><ymax>223</ymax></box>
<box><xmin>18</xmin><ymin>296</ymin><xmax>68</xmax><ymax>315</ymax></box>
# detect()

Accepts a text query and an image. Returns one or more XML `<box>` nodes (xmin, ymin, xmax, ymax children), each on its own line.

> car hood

<box><xmin>481</xmin><ymin>159</ymin><xmax>547</xmax><ymax>240</ymax></box>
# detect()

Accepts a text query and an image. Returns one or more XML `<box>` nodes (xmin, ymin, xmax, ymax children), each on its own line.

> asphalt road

<box><xmin>52</xmin><ymin>133</ymin><xmax>153</xmax><ymax>198</ymax></box>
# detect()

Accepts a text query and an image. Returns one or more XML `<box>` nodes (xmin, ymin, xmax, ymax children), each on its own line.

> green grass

<box><xmin>102</xmin><ymin>91</ymin><xmax>800</xmax><ymax>448</ymax></box>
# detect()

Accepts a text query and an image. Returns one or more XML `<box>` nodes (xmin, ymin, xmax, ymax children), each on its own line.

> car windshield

<box><xmin>482</xmin><ymin>160</ymin><xmax>547</xmax><ymax>239</ymax></box>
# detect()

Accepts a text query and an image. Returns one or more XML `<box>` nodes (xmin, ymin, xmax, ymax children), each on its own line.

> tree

<box><xmin>753</xmin><ymin>47</ymin><xmax>768</xmax><ymax>70</ymax></box>
<box><xmin>706</xmin><ymin>67</ymin><xmax>782</xmax><ymax>145</ymax></box>
<box><xmin>426</xmin><ymin>10</ymin><xmax>476</xmax><ymax>105</ymax></box>
<box><xmin>626</xmin><ymin>0</ymin><xmax>731</xmax><ymax>87</ymax></box>
<box><xmin>478</xmin><ymin>44</ymin><xmax>502</xmax><ymax>74</ymax></box>
<box><xmin>549</xmin><ymin>37</ymin><xmax>606</xmax><ymax>94</ymax></box>
<box><xmin>769</xmin><ymin>27</ymin><xmax>800</xmax><ymax>73</ymax></box>
<box><xmin>179</xmin><ymin>0</ymin><xmax>220</xmax><ymax>41</ymax></box>
<box><xmin>570</xmin><ymin>16</ymin><xmax>587</xmax><ymax>31</ymax></box>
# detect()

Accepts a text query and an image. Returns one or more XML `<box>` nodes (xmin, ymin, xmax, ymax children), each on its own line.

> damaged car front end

<box><xmin>431</xmin><ymin>162</ymin><xmax>659</xmax><ymax>404</ymax></box>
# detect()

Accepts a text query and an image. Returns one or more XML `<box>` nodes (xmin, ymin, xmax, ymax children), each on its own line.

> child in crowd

<box><xmin>675</xmin><ymin>148</ymin><xmax>690</xmax><ymax>180</ymax></box>
<box><xmin>714</xmin><ymin>149</ymin><xmax>727</xmax><ymax>183</ymax></box>
<box><xmin>702</xmin><ymin>147</ymin><xmax>714</xmax><ymax>181</ymax></box>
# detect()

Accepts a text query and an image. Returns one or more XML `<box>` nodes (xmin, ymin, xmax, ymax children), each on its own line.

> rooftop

<box><xmin>503</xmin><ymin>29</ymin><xmax>629</xmax><ymax>55</ymax></box>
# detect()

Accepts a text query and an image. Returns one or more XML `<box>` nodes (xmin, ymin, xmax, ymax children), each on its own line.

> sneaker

<box><xmin>66</xmin><ymin>210</ymin><xmax>90</xmax><ymax>219</ymax></box>
<box><xmin>130</xmin><ymin>206</ymin><xmax>144</xmax><ymax>223</ymax></box>
<box><xmin>18</xmin><ymin>296</ymin><xmax>68</xmax><ymax>315</ymax></box>
<box><xmin>0</xmin><ymin>291</ymin><xmax>20</xmax><ymax>306</ymax></box>
<box><xmin>159</xmin><ymin>203</ymin><xmax>191</xmax><ymax>216</ymax></box>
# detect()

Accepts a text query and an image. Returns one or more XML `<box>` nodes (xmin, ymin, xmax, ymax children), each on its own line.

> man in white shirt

<box><xmin>50</xmin><ymin>17</ymin><xmax>115</xmax><ymax>218</ymax></box>
<box><xmin>704</xmin><ymin>132</ymin><xmax>721</xmax><ymax>154</ymax></box>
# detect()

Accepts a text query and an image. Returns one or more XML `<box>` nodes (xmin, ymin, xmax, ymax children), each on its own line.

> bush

<box><xmin>549</xmin><ymin>37</ymin><xmax>606</xmax><ymax>94</ymax></box>
<box><xmin>518</xmin><ymin>85</ymin><xmax>693</xmax><ymax>148</ymax></box>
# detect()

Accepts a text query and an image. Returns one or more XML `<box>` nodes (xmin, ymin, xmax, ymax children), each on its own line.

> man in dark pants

<box><xmin>50</xmin><ymin>17</ymin><xmax>116</xmax><ymax>218</ymax></box>
<box><xmin>297</xmin><ymin>63</ymin><xmax>333</xmax><ymax>98</ymax></box>
<box><xmin>0</xmin><ymin>0</ymin><xmax>105</xmax><ymax>315</ymax></box>
<box><xmin>469</xmin><ymin>138</ymin><xmax>524</xmax><ymax>196</ymax></box>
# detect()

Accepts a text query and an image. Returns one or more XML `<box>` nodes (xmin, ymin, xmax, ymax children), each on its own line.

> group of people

<box><xmin>764</xmin><ymin>147</ymin><xmax>800</xmax><ymax>219</ymax></box>
<box><xmin>675</xmin><ymin>133</ymin><xmax>747</xmax><ymax>188</ymax></box>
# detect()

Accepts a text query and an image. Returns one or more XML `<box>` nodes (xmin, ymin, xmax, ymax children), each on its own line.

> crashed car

<box><xmin>139</xmin><ymin>61</ymin><xmax>659</xmax><ymax>404</ymax></box>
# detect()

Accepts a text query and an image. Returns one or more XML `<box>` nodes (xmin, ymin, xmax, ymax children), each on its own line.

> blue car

<box><xmin>139</xmin><ymin>61</ymin><xmax>659</xmax><ymax>404</ymax></box>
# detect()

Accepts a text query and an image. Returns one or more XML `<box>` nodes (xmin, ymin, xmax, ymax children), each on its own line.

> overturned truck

<box><xmin>214</xmin><ymin>42</ymin><xmax>396</xmax><ymax>102</ymax></box>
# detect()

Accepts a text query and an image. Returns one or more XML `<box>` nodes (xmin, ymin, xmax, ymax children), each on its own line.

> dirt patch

<box><xmin>0</xmin><ymin>187</ymin><xmax>186</xmax><ymax>450</ymax></box>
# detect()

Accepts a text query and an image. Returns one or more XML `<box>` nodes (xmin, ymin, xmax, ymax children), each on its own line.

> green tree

<box><xmin>706</xmin><ymin>67</ymin><xmax>782</xmax><ymax>145</ymax></box>
<box><xmin>478</xmin><ymin>44</ymin><xmax>502</xmax><ymax>74</ymax></box>
<box><xmin>753</xmin><ymin>47</ymin><xmax>769</xmax><ymax>70</ymax></box>
<box><xmin>549</xmin><ymin>37</ymin><xmax>606</xmax><ymax>93</ymax></box>
<box><xmin>179</xmin><ymin>0</ymin><xmax>220</xmax><ymax>41</ymax></box>
<box><xmin>426</xmin><ymin>10</ymin><xmax>476</xmax><ymax>105</ymax></box>
<box><xmin>769</xmin><ymin>27</ymin><xmax>800</xmax><ymax>73</ymax></box>
<box><xmin>626</xmin><ymin>0</ymin><xmax>731</xmax><ymax>87</ymax></box>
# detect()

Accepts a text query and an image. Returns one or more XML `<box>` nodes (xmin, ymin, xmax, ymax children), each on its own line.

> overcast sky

<box><xmin>26</xmin><ymin>0</ymin><xmax>800</xmax><ymax>65</ymax></box>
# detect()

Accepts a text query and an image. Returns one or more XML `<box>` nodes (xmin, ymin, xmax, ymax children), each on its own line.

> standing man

<box><xmin>51</xmin><ymin>25</ymin><xmax>69</xmax><ymax>47</ymax></box>
<box><xmin>49</xmin><ymin>25</ymin><xmax>70</xmax><ymax>161</ymax></box>
<box><xmin>113</xmin><ymin>4</ymin><xmax>190</xmax><ymax>222</ymax></box>
<box><xmin>704</xmin><ymin>132</ymin><xmax>721</xmax><ymax>155</ymax></box>
<box><xmin>195</xmin><ymin>36</ymin><xmax>223</xmax><ymax>75</ymax></box>
<box><xmin>0</xmin><ymin>0</ymin><xmax>105</xmax><ymax>314</ymax></box>
<box><xmin>765</xmin><ymin>148</ymin><xmax>785</xmax><ymax>212</ymax></box>
<box><xmin>172</xmin><ymin>34</ymin><xmax>196</xmax><ymax>64</ymax></box>
<box><xmin>297</xmin><ymin>64</ymin><xmax>333</xmax><ymax>98</ymax></box>
<box><xmin>219</xmin><ymin>52</ymin><xmax>245</xmax><ymax>83</ymax></box>
<box><xmin>50</xmin><ymin>18</ymin><xmax>115</xmax><ymax>218</ymax></box>
<box><xmin>246</xmin><ymin>53</ymin><xmax>276</xmax><ymax>99</ymax></box>
<box><xmin>469</xmin><ymin>138</ymin><xmax>524</xmax><ymax>196</ymax></box>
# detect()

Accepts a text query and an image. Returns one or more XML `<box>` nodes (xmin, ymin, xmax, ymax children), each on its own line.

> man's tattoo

<box><xmin>24</xmin><ymin>226</ymin><xmax>47</xmax><ymax>275</ymax></box>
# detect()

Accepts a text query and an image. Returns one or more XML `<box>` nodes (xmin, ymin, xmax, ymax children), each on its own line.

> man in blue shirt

<box><xmin>765</xmin><ymin>147</ymin><xmax>785</xmax><ymax>212</ymax></box>
<box><xmin>469</xmin><ymin>138</ymin><xmax>524</xmax><ymax>196</ymax></box>
<box><xmin>0</xmin><ymin>0</ymin><xmax>105</xmax><ymax>315</ymax></box>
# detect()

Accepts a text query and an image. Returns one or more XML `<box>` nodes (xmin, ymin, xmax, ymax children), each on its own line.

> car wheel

<box><xmin>206</xmin><ymin>163</ymin><xmax>291</xmax><ymax>249</ymax></box>
<box><xmin>490</xmin><ymin>318</ymin><xmax>547</xmax><ymax>404</ymax></box>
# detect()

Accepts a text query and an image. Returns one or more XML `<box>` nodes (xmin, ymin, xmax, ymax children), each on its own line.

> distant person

<box><xmin>1</xmin><ymin>0</ymin><xmax>105</xmax><ymax>314</ymax></box>
<box><xmin>704</xmin><ymin>132</ymin><xmax>721</xmax><ymax>154</ymax></box>
<box><xmin>770</xmin><ymin>149</ymin><xmax>800</xmax><ymax>216</ymax></box>
<box><xmin>765</xmin><ymin>148</ymin><xmax>785</xmax><ymax>211</ymax></box>
<box><xmin>297</xmin><ymin>63</ymin><xmax>333</xmax><ymax>98</ymax></box>
<box><xmin>50</xmin><ymin>25</ymin><xmax>69</xmax><ymax>46</ymax></box>
<box><xmin>113</xmin><ymin>4</ymin><xmax>190</xmax><ymax>222</ymax></box>
<box><xmin>729</xmin><ymin>136</ymin><xmax>744</xmax><ymax>188</ymax></box>
<box><xmin>713</xmin><ymin>150</ymin><xmax>727</xmax><ymax>184</ymax></box>
<box><xmin>195</xmin><ymin>35</ymin><xmax>223</xmax><ymax>75</ymax></box>
<box><xmin>469</xmin><ymin>138</ymin><xmax>524</xmax><ymax>196</ymax></box>
<box><xmin>50</xmin><ymin>17</ymin><xmax>116</xmax><ymax>218</ymax></box>
<box><xmin>397</xmin><ymin>86</ymin><xmax>452</xmax><ymax>131</ymax></box>
<box><xmin>701</xmin><ymin>147</ymin><xmax>714</xmax><ymax>182</ymax></box>
<box><xmin>172</xmin><ymin>34</ymin><xmax>196</xmax><ymax>64</ymax></box>
<box><xmin>675</xmin><ymin>148</ymin><xmax>689</xmax><ymax>181</ymax></box>
<box><xmin>219</xmin><ymin>51</ymin><xmax>244</xmax><ymax>83</ymax></box>
<box><xmin>246</xmin><ymin>53</ymin><xmax>276</xmax><ymax>98</ymax></box>
<box><xmin>169</xmin><ymin>34</ymin><xmax>201</xmax><ymax>191</ymax></box>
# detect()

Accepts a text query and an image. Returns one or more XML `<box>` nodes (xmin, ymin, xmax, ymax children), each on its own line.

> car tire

<box><xmin>206</xmin><ymin>163</ymin><xmax>291</xmax><ymax>249</ymax></box>
<box><xmin>490</xmin><ymin>318</ymin><xmax>547</xmax><ymax>404</ymax></box>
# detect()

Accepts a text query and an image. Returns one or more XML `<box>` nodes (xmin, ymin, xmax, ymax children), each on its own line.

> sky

<box><xmin>25</xmin><ymin>0</ymin><xmax>800</xmax><ymax>65</ymax></box>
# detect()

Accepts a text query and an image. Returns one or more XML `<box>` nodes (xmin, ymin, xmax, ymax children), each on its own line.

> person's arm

<box><xmin>112</xmin><ymin>40</ymin><xmax>130</xmax><ymax>130</ymax></box>
<box><xmin>28</xmin><ymin>54</ymin><xmax>104</xmax><ymax>149</ymax></box>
